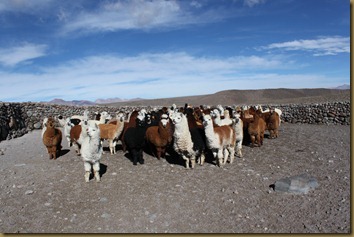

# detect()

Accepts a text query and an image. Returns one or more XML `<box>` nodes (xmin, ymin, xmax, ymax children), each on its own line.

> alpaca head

<box><xmin>86</xmin><ymin>123</ymin><xmax>100</xmax><ymax>138</ymax></box>
<box><xmin>46</xmin><ymin>117</ymin><xmax>55</xmax><ymax>129</ymax></box>
<box><xmin>171</xmin><ymin>112</ymin><xmax>185</xmax><ymax>125</ymax></box>
<box><xmin>160</xmin><ymin>114</ymin><xmax>169</xmax><ymax>128</ymax></box>
<box><xmin>202</xmin><ymin>114</ymin><xmax>213</xmax><ymax>127</ymax></box>
<box><xmin>233</xmin><ymin>113</ymin><xmax>241</xmax><ymax>124</ymax></box>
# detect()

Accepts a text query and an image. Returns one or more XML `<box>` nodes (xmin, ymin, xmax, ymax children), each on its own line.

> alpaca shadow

<box><xmin>202</xmin><ymin>149</ymin><xmax>216</xmax><ymax>165</ymax></box>
<box><xmin>102</xmin><ymin>146</ymin><xmax>111</xmax><ymax>153</ymax></box>
<box><xmin>123</xmin><ymin>151</ymin><xmax>145</xmax><ymax>165</ymax></box>
<box><xmin>59</xmin><ymin>149</ymin><xmax>70</xmax><ymax>157</ymax></box>
<box><xmin>99</xmin><ymin>163</ymin><xmax>107</xmax><ymax>176</ymax></box>
<box><xmin>164</xmin><ymin>147</ymin><xmax>190</xmax><ymax>167</ymax></box>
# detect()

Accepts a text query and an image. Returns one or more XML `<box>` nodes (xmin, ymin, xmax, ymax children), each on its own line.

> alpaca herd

<box><xmin>42</xmin><ymin>104</ymin><xmax>281</xmax><ymax>182</ymax></box>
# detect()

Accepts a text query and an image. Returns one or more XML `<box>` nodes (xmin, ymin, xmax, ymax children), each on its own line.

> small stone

<box><xmin>25</xmin><ymin>190</ymin><xmax>34</xmax><ymax>195</ymax></box>
<box><xmin>101</xmin><ymin>213</ymin><xmax>111</xmax><ymax>218</ymax></box>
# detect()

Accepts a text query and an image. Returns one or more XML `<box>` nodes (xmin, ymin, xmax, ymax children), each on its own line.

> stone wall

<box><xmin>0</xmin><ymin>101</ymin><xmax>350</xmax><ymax>141</ymax></box>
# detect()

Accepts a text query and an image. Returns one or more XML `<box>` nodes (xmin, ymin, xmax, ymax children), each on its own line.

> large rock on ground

<box><xmin>273</xmin><ymin>173</ymin><xmax>319</xmax><ymax>194</ymax></box>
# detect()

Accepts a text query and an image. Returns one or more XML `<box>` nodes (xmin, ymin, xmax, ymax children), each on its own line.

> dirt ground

<box><xmin>0</xmin><ymin>122</ymin><xmax>350</xmax><ymax>233</ymax></box>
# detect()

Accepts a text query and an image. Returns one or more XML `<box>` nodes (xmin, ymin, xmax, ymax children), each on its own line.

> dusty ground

<box><xmin>0</xmin><ymin>122</ymin><xmax>350</xmax><ymax>233</ymax></box>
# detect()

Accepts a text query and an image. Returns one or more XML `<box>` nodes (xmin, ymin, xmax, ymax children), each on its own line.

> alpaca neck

<box><xmin>45</xmin><ymin>127</ymin><xmax>56</xmax><ymax>136</ymax></box>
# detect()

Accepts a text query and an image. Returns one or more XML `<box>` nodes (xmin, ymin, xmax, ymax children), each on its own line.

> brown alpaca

<box><xmin>145</xmin><ymin>114</ymin><xmax>173</xmax><ymax>160</ymax></box>
<box><xmin>247</xmin><ymin>110</ymin><xmax>266</xmax><ymax>148</ymax></box>
<box><xmin>267</xmin><ymin>108</ymin><xmax>280</xmax><ymax>138</ymax></box>
<box><xmin>42</xmin><ymin>117</ymin><xmax>62</xmax><ymax>159</ymax></box>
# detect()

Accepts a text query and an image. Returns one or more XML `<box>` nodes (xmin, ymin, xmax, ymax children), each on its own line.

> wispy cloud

<box><xmin>0</xmin><ymin>0</ymin><xmax>54</xmax><ymax>13</ymax></box>
<box><xmin>243</xmin><ymin>0</ymin><xmax>266</xmax><ymax>8</ymax></box>
<box><xmin>261</xmin><ymin>36</ymin><xmax>350</xmax><ymax>56</ymax></box>
<box><xmin>0</xmin><ymin>43</ymin><xmax>48</xmax><ymax>67</ymax></box>
<box><xmin>1</xmin><ymin>51</ymin><xmax>343</xmax><ymax>103</ymax></box>
<box><xmin>60</xmin><ymin>0</ymin><xmax>232</xmax><ymax>35</ymax></box>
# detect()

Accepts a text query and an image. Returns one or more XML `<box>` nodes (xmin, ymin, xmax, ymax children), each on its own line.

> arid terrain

<box><xmin>0</xmin><ymin>90</ymin><xmax>351</xmax><ymax>233</ymax></box>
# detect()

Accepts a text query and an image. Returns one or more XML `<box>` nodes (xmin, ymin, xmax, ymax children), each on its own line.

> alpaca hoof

<box><xmin>84</xmin><ymin>172</ymin><xmax>90</xmax><ymax>182</ymax></box>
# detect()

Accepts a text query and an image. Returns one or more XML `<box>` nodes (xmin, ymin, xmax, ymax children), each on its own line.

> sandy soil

<box><xmin>0</xmin><ymin>123</ymin><xmax>350</xmax><ymax>233</ymax></box>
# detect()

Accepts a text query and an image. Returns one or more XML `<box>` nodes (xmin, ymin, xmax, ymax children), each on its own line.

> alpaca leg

<box><xmin>217</xmin><ymin>149</ymin><xmax>223</xmax><ymax>167</ymax></box>
<box><xmin>250</xmin><ymin>135</ymin><xmax>255</xmax><ymax>148</ymax></box>
<box><xmin>74</xmin><ymin>143</ymin><xmax>81</xmax><ymax>156</ymax></box>
<box><xmin>199</xmin><ymin>152</ymin><xmax>205</xmax><ymax>166</ymax></box>
<box><xmin>190</xmin><ymin>157</ymin><xmax>196</xmax><ymax>169</ymax></box>
<box><xmin>223</xmin><ymin>148</ymin><xmax>229</xmax><ymax>165</ymax></box>
<box><xmin>229</xmin><ymin>147</ymin><xmax>235</xmax><ymax>164</ymax></box>
<box><xmin>113</xmin><ymin>140</ymin><xmax>117</xmax><ymax>154</ymax></box>
<box><xmin>260</xmin><ymin>133</ymin><xmax>264</xmax><ymax>146</ymax></box>
<box><xmin>182</xmin><ymin>155</ymin><xmax>190</xmax><ymax>169</ymax></box>
<box><xmin>237</xmin><ymin>141</ymin><xmax>243</xmax><ymax>158</ymax></box>
<box><xmin>131</xmin><ymin>149</ymin><xmax>138</xmax><ymax>165</ymax></box>
<box><xmin>93</xmin><ymin>162</ymin><xmax>101</xmax><ymax>182</ymax></box>
<box><xmin>109</xmin><ymin>140</ymin><xmax>114</xmax><ymax>155</ymax></box>
<box><xmin>84</xmin><ymin>162</ymin><xmax>91</xmax><ymax>182</ymax></box>
<box><xmin>161</xmin><ymin>147</ymin><xmax>166</xmax><ymax>158</ymax></box>
<box><xmin>138</xmin><ymin>149</ymin><xmax>144</xmax><ymax>164</ymax></box>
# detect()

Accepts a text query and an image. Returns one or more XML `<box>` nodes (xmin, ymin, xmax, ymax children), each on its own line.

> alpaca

<box><xmin>247</xmin><ymin>110</ymin><xmax>266</xmax><ymax>147</ymax></box>
<box><xmin>171</xmin><ymin>112</ymin><xmax>197</xmax><ymax>169</ymax></box>
<box><xmin>145</xmin><ymin>114</ymin><xmax>173</xmax><ymax>160</ymax></box>
<box><xmin>80</xmin><ymin>122</ymin><xmax>103</xmax><ymax>182</ymax></box>
<box><xmin>232</xmin><ymin>113</ymin><xmax>244</xmax><ymax>158</ymax></box>
<box><xmin>124</xmin><ymin>114</ymin><xmax>147</xmax><ymax>165</ymax></box>
<box><xmin>203</xmin><ymin>114</ymin><xmax>236</xmax><ymax>166</ymax></box>
<box><xmin>42</xmin><ymin>117</ymin><xmax>62</xmax><ymax>160</ymax></box>
<box><xmin>99</xmin><ymin>115</ymin><xmax>124</xmax><ymax>155</ymax></box>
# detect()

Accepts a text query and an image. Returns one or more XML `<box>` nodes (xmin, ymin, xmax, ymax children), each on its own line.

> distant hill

<box><xmin>42</xmin><ymin>86</ymin><xmax>350</xmax><ymax>107</ymax></box>
<box><xmin>44</xmin><ymin>97</ymin><xmax>144</xmax><ymax>106</ymax></box>
<box><xmin>332</xmin><ymin>84</ymin><xmax>350</xmax><ymax>90</ymax></box>
<box><xmin>95</xmin><ymin>97</ymin><xmax>144</xmax><ymax>104</ymax></box>
<box><xmin>102</xmin><ymin>88</ymin><xmax>351</xmax><ymax>107</ymax></box>
<box><xmin>44</xmin><ymin>98</ymin><xmax>96</xmax><ymax>106</ymax></box>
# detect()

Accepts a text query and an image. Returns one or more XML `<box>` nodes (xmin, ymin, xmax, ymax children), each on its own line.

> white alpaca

<box><xmin>80</xmin><ymin>122</ymin><xmax>103</xmax><ymax>182</ymax></box>
<box><xmin>171</xmin><ymin>112</ymin><xmax>196</xmax><ymax>169</ymax></box>
<box><xmin>87</xmin><ymin>111</ymin><xmax>112</xmax><ymax>127</ymax></box>
<box><xmin>41</xmin><ymin>117</ymin><xmax>48</xmax><ymax>139</ymax></box>
<box><xmin>203</xmin><ymin>114</ymin><xmax>236</xmax><ymax>166</ymax></box>
<box><xmin>212</xmin><ymin>109</ymin><xmax>233</xmax><ymax>126</ymax></box>
<box><xmin>232</xmin><ymin>113</ymin><xmax>244</xmax><ymax>158</ymax></box>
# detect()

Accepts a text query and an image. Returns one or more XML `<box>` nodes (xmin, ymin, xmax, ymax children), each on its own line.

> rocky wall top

<box><xmin>0</xmin><ymin>101</ymin><xmax>350</xmax><ymax>141</ymax></box>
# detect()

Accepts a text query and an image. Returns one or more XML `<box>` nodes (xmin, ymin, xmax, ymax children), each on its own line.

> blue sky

<box><xmin>0</xmin><ymin>0</ymin><xmax>350</xmax><ymax>102</ymax></box>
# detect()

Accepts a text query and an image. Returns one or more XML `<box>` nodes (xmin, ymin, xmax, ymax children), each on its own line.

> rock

<box><xmin>33</xmin><ymin>122</ymin><xmax>42</xmax><ymax>129</ymax></box>
<box><xmin>25</xmin><ymin>190</ymin><xmax>34</xmax><ymax>195</ymax></box>
<box><xmin>272</xmin><ymin>173</ymin><xmax>319</xmax><ymax>194</ymax></box>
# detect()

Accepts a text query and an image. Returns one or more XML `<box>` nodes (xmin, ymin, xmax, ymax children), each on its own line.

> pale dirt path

<box><xmin>0</xmin><ymin>123</ymin><xmax>350</xmax><ymax>233</ymax></box>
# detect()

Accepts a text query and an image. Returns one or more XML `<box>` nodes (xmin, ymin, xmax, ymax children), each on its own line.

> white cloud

<box><xmin>0</xmin><ymin>52</ymin><xmax>346</xmax><ymax>103</ymax></box>
<box><xmin>0</xmin><ymin>0</ymin><xmax>53</xmax><ymax>13</ymax></box>
<box><xmin>0</xmin><ymin>43</ymin><xmax>48</xmax><ymax>67</ymax></box>
<box><xmin>59</xmin><ymin>0</ymin><xmax>231</xmax><ymax>35</ymax></box>
<box><xmin>61</xmin><ymin>0</ymin><xmax>183</xmax><ymax>34</ymax></box>
<box><xmin>263</xmin><ymin>36</ymin><xmax>350</xmax><ymax>56</ymax></box>
<box><xmin>244</xmin><ymin>0</ymin><xmax>266</xmax><ymax>7</ymax></box>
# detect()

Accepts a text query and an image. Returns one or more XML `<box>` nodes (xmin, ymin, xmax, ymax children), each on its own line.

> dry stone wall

<box><xmin>0</xmin><ymin>101</ymin><xmax>350</xmax><ymax>142</ymax></box>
